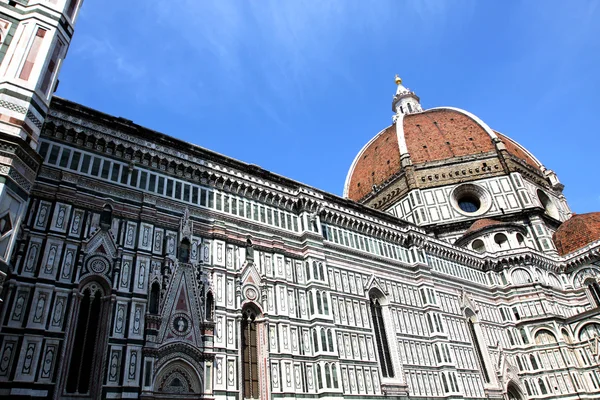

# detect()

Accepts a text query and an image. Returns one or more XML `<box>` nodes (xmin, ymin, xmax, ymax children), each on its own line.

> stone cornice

<box><xmin>42</xmin><ymin>98</ymin><xmax>600</xmax><ymax>277</ymax></box>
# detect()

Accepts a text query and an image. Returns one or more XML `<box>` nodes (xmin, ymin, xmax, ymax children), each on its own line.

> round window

<box><xmin>472</xmin><ymin>239</ymin><xmax>486</xmax><ymax>253</ymax></box>
<box><xmin>516</xmin><ymin>233</ymin><xmax>525</xmax><ymax>246</ymax></box>
<box><xmin>458</xmin><ymin>195</ymin><xmax>481</xmax><ymax>213</ymax></box>
<box><xmin>536</xmin><ymin>189</ymin><xmax>559</xmax><ymax>219</ymax></box>
<box><xmin>494</xmin><ymin>233</ymin><xmax>509</xmax><ymax>249</ymax></box>
<box><xmin>450</xmin><ymin>184</ymin><xmax>491</xmax><ymax>217</ymax></box>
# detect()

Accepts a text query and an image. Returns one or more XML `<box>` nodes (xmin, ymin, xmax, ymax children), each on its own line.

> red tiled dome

<box><xmin>464</xmin><ymin>219</ymin><xmax>504</xmax><ymax>235</ymax></box>
<box><xmin>345</xmin><ymin>108</ymin><xmax>543</xmax><ymax>202</ymax></box>
<box><xmin>553</xmin><ymin>213</ymin><xmax>600</xmax><ymax>256</ymax></box>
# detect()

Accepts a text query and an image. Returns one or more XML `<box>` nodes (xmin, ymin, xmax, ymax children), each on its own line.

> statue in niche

<box><xmin>178</xmin><ymin>238</ymin><xmax>191</xmax><ymax>263</ymax></box>
<box><xmin>246</xmin><ymin>237</ymin><xmax>254</xmax><ymax>263</ymax></box>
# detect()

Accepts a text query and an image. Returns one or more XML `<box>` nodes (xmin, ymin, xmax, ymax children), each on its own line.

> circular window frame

<box><xmin>450</xmin><ymin>184</ymin><xmax>492</xmax><ymax>217</ymax></box>
<box><xmin>471</xmin><ymin>239</ymin><xmax>486</xmax><ymax>253</ymax></box>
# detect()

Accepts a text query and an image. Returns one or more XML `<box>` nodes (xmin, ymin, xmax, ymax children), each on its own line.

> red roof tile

<box><xmin>553</xmin><ymin>212</ymin><xmax>600</xmax><ymax>256</ymax></box>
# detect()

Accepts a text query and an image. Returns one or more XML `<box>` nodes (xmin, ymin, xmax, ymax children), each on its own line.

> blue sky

<box><xmin>57</xmin><ymin>0</ymin><xmax>600</xmax><ymax>213</ymax></box>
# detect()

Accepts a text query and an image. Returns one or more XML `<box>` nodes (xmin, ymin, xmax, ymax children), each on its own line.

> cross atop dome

<box><xmin>392</xmin><ymin>74</ymin><xmax>422</xmax><ymax>116</ymax></box>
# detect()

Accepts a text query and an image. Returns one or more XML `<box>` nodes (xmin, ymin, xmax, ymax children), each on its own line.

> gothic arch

<box><xmin>241</xmin><ymin>302</ymin><xmax>263</xmax><ymax>399</ymax></box>
<box><xmin>155</xmin><ymin>359</ymin><xmax>203</xmax><ymax>394</ymax></box>
<box><xmin>506</xmin><ymin>380</ymin><xmax>526</xmax><ymax>400</ymax></box>
<box><xmin>575</xmin><ymin>320</ymin><xmax>600</xmax><ymax>341</ymax></box>
<box><xmin>60</xmin><ymin>276</ymin><xmax>112</xmax><ymax>398</ymax></box>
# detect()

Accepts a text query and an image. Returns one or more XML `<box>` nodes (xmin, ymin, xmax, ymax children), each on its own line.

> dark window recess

<box><xmin>81</xmin><ymin>154</ymin><xmax>91</xmax><ymax>174</ymax></box>
<box><xmin>69</xmin><ymin>152</ymin><xmax>81</xmax><ymax>170</ymax></box>
<box><xmin>66</xmin><ymin>287</ymin><xmax>102</xmax><ymax>394</ymax></box>
<box><xmin>200</xmin><ymin>189</ymin><xmax>207</xmax><ymax>206</ymax></box>
<box><xmin>120</xmin><ymin>165</ymin><xmax>129</xmax><ymax>185</ymax></box>
<box><xmin>48</xmin><ymin>145</ymin><xmax>60</xmax><ymax>164</ymax></box>
<box><xmin>90</xmin><ymin>158</ymin><xmax>101</xmax><ymax>176</ymax></box>
<box><xmin>242</xmin><ymin>310</ymin><xmax>259</xmax><ymax>398</ymax></box>
<box><xmin>100</xmin><ymin>205</ymin><xmax>112</xmax><ymax>230</ymax></box>
<box><xmin>59</xmin><ymin>149</ymin><xmax>71</xmax><ymax>168</ymax></box>
<box><xmin>183</xmin><ymin>185</ymin><xmax>190</xmax><ymax>202</ymax></box>
<box><xmin>370</xmin><ymin>297</ymin><xmax>394</xmax><ymax>377</ymax></box>
<box><xmin>157</xmin><ymin>177</ymin><xmax>165</xmax><ymax>195</ymax></box>
<box><xmin>458</xmin><ymin>195</ymin><xmax>480</xmax><ymax>213</ymax></box>
<box><xmin>468</xmin><ymin>318</ymin><xmax>490</xmax><ymax>383</ymax></box>
<box><xmin>166</xmin><ymin>179</ymin><xmax>174</xmax><ymax>197</ymax></box>
<box><xmin>192</xmin><ymin>187</ymin><xmax>198</xmax><ymax>204</ymax></box>
<box><xmin>148</xmin><ymin>174</ymin><xmax>156</xmax><ymax>192</ymax></box>
<box><xmin>175</xmin><ymin>182</ymin><xmax>182</xmax><ymax>199</ymax></box>
<box><xmin>589</xmin><ymin>282</ymin><xmax>600</xmax><ymax>307</ymax></box>
<box><xmin>101</xmin><ymin>161</ymin><xmax>111</xmax><ymax>179</ymax></box>
<box><xmin>206</xmin><ymin>292</ymin><xmax>214</xmax><ymax>320</ymax></box>
<box><xmin>178</xmin><ymin>238</ymin><xmax>190</xmax><ymax>263</ymax></box>
<box><xmin>39</xmin><ymin>142</ymin><xmax>50</xmax><ymax>159</ymax></box>
<box><xmin>149</xmin><ymin>282</ymin><xmax>160</xmax><ymax>314</ymax></box>
<box><xmin>129</xmin><ymin>169</ymin><xmax>138</xmax><ymax>187</ymax></box>
<box><xmin>139</xmin><ymin>171</ymin><xmax>147</xmax><ymax>189</ymax></box>
<box><xmin>110</xmin><ymin>164</ymin><xmax>121</xmax><ymax>182</ymax></box>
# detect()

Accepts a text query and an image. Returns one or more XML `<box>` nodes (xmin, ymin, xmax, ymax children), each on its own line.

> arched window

<box><xmin>472</xmin><ymin>239</ymin><xmax>486</xmax><ymax>253</ymax></box>
<box><xmin>524</xmin><ymin>380</ymin><xmax>532</xmax><ymax>395</ymax></box>
<box><xmin>312</xmin><ymin>329</ymin><xmax>319</xmax><ymax>352</ymax></box>
<box><xmin>578</xmin><ymin>323</ymin><xmax>600</xmax><ymax>341</ymax></box>
<box><xmin>516</xmin><ymin>356</ymin><xmax>524</xmax><ymax>371</ymax></box>
<box><xmin>465</xmin><ymin>309</ymin><xmax>490</xmax><ymax>383</ymax></box>
<box><xmin>309</xmin><ymin>294</ymin><xmax>315</xmax><ymax>315</ymax></box>
<box><xmin>332</xmin><ymin>364</ymin><xmax>339</xmax><ymax>388</ymax></box>
<box><xmin>66</xmin><ymin>282</ymin><xmax>107</xmax><ymax>394</ymax></box>
<box><xmin>516</xmin><ymin>233</ymin><xmax>525</xmax><ymax>247</ymax></box>
<box><xmin>511</xmin><ymin>269</ymin><xmax>532</xmax><ymax>284</ymax></box>
<box><xmin>316</xmin><ymin>364</ymin><xmax>323</xmax><ymax>389</ymax></box>
<box><xmin>316</xmin><ymin>292</ymin><xmax>323</xmax><ymax>314</ymax></box>
<box><xmin>325</xmin><ymin>363</ymin><xmax>332</xmax><ymax>388</ymax></box>
<box><xmin>149</xmin><ymin>281</ymin><xmax>160</xmax><ymax>314</ymax></box>
<box><xmin>519</xmin><ymin>328</ymin><xmax>529</xmax><ymax>344</ymax></box>
<box><xmin>327</xmin><ymin>329</ymin><xmax>334</xmax><ymax>352</ymax></box>
<box><xmin>508</xmin><ymin>330</ymin><xmax>516</xmax><ymax>346</ymax></box>
<box><xmin>370</xmin><ymin>294</ymin><xmax>394</xmax><ymax>378</ymax></box>
<box><xmin>537</xmin><ymin>190</ymin><xmax>559</xmax><ymax>219</ymax></box>
<box><xmin>319</xmin><ymin>262</ymin><xmax>325</xmax><ymax>281</ymax></box>
<box><xmin>587</xmin><ymin>279</ymin><xmax>600</xmax><ymax>307</ymax></box>
<box><xmin>441</xmin><ymin>373</ymin><xmax>449</xmax><ymax>392</ymax></box>
<box><xmin>534</xmin><ymin>329</ymin><xmax>557</xmax><ymax>345</ymax></box>
<box><xmin>320</xmin><ymin>329</ymin><xmax>327</xmax><ymax>351</ymax></box>
<box><xmin>494</xmin><ymin>233</ymin><xmax>509</xmax><ymax>250</ymax></box>
<box><xmin>434</xmin><ymin>344</ymin><xmax>442</xmax><ymax>363</ymax></box>
<box><xmin>241</xmin><ymin>307</ymin><xmax>260</xmax><ymax>399</ymax></box>
<box><xmin>530</xmin><ymin>354</ymin><xmax>539</xmax><ymax>370</ymax></box>
<box><xmin>206</xmin><ymin>291</ymin><xmax>214</xmax><ymax>321</ymax></box>
<box><xmin>323</xmin><ymin>295</ymin><xmax>329</xmax><ymax>315</ymax></box>
<box><xmin>548</xmin><ymin>273</ymin><xmax>561</xmax><ymax>288</ymax></box>
<box><xmin>538</xmin><ymin>378</ymin><xmax>548</xmax><ymax>394</ymax></box>
<box><xmin>313</xmin><ymin>262</ymin><xmax>319</xmax><ymax>281</ymax></box>
<box><xmin>305</xmin><ymin>262</ymin><xmax>310</xmax><ymax>281</ymax></box>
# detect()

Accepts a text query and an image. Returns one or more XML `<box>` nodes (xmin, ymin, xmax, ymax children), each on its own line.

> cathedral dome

<box><xmin>344</xmin><ymin>94</ymin><xmax>543</xmax><ymax>202</ymax></box>
<box><xmin>553</xmin><ymin>213</ymin><xmax>600</xmax><ymax>256</ymax></box>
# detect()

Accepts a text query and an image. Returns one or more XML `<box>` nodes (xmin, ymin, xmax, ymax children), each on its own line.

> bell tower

<box><xmin>0</xmin><ymin>0</ymin><xmax>82</xmax><ymax>287</ymax></box>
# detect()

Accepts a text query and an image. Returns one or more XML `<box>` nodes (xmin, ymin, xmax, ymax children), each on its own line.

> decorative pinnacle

<box><xmin>395</xmin><ymin>74</ymin><xmax>402</xmax><ymax>85</ymax></box>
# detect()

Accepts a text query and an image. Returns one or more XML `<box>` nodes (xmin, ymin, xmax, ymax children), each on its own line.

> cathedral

<box><xmin>0</xmin><ymin>1</ymin><xmax>599</xmax><ymax>400</ymax></box>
